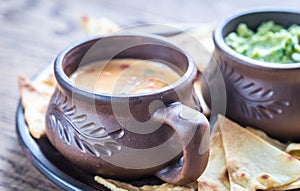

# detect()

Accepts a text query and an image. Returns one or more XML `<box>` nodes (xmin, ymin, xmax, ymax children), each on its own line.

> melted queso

<box><xmin>69</xmin><ymin>59</ymin><xmax>181</xmax><ymax>95</ymax></box>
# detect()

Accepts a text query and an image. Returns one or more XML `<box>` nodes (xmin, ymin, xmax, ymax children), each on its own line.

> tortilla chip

<box><xmin>197</xmin><ymin>119</ymin><xmax>229</xmax><ymax>191</ymax></box>
<box><xmin>220</xmin><ymin>115</ymin><xmax>300</xmax><ymax>191</ymax></box>
<box><xmin>141</xmin><ymin>183</ymin><xmax>195</xmax><ymax>191</ymax></box>
<box><xmin>18</xmin><ymin>67</ymin><xmax>56</xmax><ymax>138</ymax></box>
<box><xmin>94</xmin><ymin>176</ymin><xmax>195</xmax><ymax>191</ymax></box>
<box><xmin>268</xmin><ymin>179</ymin><xmax>300</xmax><ymax>191</ymax></box>
<box><xmin>80</xmin><ymin>15</ymin><xmax>120</xmax><ymax>36</ymax></box>
<box><xmin>246</xmin><ymin>127</ymin><xmax>287</xmax><ymax>151</ymax></box>
<box><xmin>285</xmin><ymin>143</ymin><xmax>300</xmax><ymax>160</ymax></box>
<box><xmin>169</xmin><ymin>23</ymin><xmax>214</xmax><ymax>72</ymax></box>
<box><xmin>94</xmin><ymin>176</ymin><xmax>142</xmax><ymax>191</ymax></box>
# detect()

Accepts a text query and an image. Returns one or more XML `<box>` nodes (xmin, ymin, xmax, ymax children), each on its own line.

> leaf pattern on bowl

<box><xmin>220</xmin><ymin>61</ymin><xmax>290</xmax><ymax>120</ymax></box>
<box><xmin>46</xmin><ymin>90</ymin><xmax>123</xmax><ymax>157</ymax></box>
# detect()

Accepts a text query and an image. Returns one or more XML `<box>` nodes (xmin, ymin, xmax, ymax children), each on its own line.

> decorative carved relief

<box><xmin>220</xmin><ymin>61</ymin><xmax>289</xmax><ymax>120</ymax></box>
<box><xmin>47</xmin><ymin>90</ymin><xmax>123</xmax><ymax>157</ymax></box>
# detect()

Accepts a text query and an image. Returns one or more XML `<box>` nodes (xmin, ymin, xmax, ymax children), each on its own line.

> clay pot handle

<box><xmin>153</xmin><ymin>102</ymin><xmax>210</xmax><ymax>185</ymax></box>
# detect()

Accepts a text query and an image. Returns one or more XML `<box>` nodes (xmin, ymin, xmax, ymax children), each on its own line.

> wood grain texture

<box><xmin>1</xmin><ymin>0</ymin><xmax>300</xmax><ymax>190</ymax></box>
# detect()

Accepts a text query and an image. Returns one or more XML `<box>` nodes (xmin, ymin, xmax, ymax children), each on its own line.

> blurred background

<box><xmin>1</xmin><ymin>0</ymin><xmax>300</xmax><ymax>190</ymax></box>
<box><xmin>2</xmin><ymin>0</ymin><xmax>300</xmax><ymax>82</ymax></box>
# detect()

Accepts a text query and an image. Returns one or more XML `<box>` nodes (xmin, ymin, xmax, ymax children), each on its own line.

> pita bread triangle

<box><xmin>198</xmin><ymin>119</ymin><xmax>230</xmax><ymax>191</ymax></box>
<box><xmin>18</xmin><ymin>66</ymin><xmax>56</xmax><ymax>139</ymax></box>
<box><xmin>246</xmin><ymin>127</ymin><xmax>287</xmax><ymax>151</ymax></box>
<box><xmin>94</xmin><ymin>176</ymin><xmax>195</xmax><ymax>191</ymax></box>
<box><xmin>285</xmin><ymin>143</ymin><xmax>300</xmax><ymax>159</ymax></box>
<box><xmin>219</xmin><ymin>115</ymin><xmax>300</xmax><ymax>191</ymax></box>
<box><xmin>18</xmin><ymin>75</ymin><xmax>53</xmax><ymax>138</ymax></box>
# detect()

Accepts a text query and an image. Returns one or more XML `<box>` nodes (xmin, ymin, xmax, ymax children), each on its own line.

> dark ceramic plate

<box><xmin>16</xmin><ymin>101</ymin><xmax>163</xmax><ymax>191</ymax></box>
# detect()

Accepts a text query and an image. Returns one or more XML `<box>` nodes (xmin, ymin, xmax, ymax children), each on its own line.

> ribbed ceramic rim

<box><xmin>214</xmin><ymin>8</ymin><xmax>300</xmax><ymax>70</ymax></box>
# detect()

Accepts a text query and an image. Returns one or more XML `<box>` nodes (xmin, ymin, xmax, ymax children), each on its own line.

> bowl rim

<box><xmin>54</xmin><ymin>34</ymin><xmax>196</xmax><ymax>100</ymax></box>
<box><xmin>214</xmin><ymin>8</ymin><xmax>300</xmax><ymax>70</ymax></box>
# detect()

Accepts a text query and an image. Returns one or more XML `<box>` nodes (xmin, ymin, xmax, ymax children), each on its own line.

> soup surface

<box><xmin>69</xmin><ymin>59</ymin><xmax>181</xmax><ymax>94</ymax></box>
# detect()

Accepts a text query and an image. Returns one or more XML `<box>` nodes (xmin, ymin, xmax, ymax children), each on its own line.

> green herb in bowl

<box><xmin>225</xmin><ymin>21</ymin><xmax>300</xmax><ymax>63</ymax></box>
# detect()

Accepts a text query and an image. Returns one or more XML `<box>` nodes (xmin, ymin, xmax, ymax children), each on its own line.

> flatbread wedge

<box><xmin>197</xmin><ymin>119</ymin><xmax>229</xmax><ymax>191</ymax></box>
<box><xmin>94</xmin><ymin>176</ymin><xmax>142</xmax><ymax>191</ymax></box>
<box><xmin>220</xmin><ymin>115</ymin><xmax>300</xmax><ymax>191</ymax></box>
<box><xmin>18</xmin><ymin>68</ymin><xmax>56</xmax><ymax>138</ymax></box>
<box><xmin>94</xmin><ymin>176</ymin><xmax>195</xmax><ymax>191</ymax></box>
<box><xmin>285</xmin><ymin>143</ymin><xmax>300</xmax><ymax>159</ymax></box>
<box><xmin>246</xmin><ymin>127</ymin><xmax>287</xmax><ymax>151</ymax></box>
<box><xmin>80</xmin><ymin>15</ymin><xmax>120</xmax><ymax>36</ymax></box>
<box><xmin>268</xmin><ymin>179</ymin><xmax>300</xmax><ymax>191</ymax></box>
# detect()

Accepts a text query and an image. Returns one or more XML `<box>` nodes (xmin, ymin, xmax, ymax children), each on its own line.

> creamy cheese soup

<box><xmin>69</xmin><ymin>59</ymin><xmax>181</xmax><ymax>94</ymax></box>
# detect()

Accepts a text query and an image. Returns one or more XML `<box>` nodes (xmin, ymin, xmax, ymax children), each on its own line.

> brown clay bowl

<box><xmin>45</xmin><ymin>34</ymin><xmax>210</xmax><ymax>185</ymax></box>
<box><xmin>201</xmin><ymin>9</ymin><xmax>300</xmax><ymax>142</ymax></box>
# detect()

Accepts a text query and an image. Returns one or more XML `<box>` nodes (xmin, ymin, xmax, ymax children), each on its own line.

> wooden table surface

<box><xmin>1</xmin><ymin>0</ymin><xmax>300</xmax><ymax>190</ymax></box>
